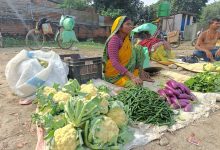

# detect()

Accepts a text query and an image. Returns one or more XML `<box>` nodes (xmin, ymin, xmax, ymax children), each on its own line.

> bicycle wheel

<box><xmin>191</xmin><ymin>38</ymin><xmax>197</xmax><ymax>46</ymax></box>
<box><xmin>26</xmin><ymin>29</ymin><xmax>45</xmax><ymax>50</ymax></box>
<box><xmin>57</xmin><ymin>31</ymin><xmax>74</xmax><ymax>49</ymax></box>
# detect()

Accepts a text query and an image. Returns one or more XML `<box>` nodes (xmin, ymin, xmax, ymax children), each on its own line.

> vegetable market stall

<box><xmin>33</xmin><ymin>77</ymin><xmax>220</xmax><ymax>150</ymax></box>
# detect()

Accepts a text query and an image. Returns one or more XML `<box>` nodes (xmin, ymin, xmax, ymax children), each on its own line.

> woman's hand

<box><xmin>125</xmin><ymin>71</ymin><xmax>143</xmax><ymax>85</ymax></box>
<box><xmin>140</xmin><ymin>70</ymin><xmax>154</xmax><ymax>82</ymax></box>
<box><xmin>131</xmin><ymin>76</ymin><xmax>143</xmax><ymax>85</ymax></box>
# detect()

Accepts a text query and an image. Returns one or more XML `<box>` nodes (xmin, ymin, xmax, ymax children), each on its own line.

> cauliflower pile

<box><xmin>43</xmin><ymin>86</ymin><xmax>57</xmax><ymax>96</ymax></box>
<box><xmin>32</xmin><ymin>80</ymin><xmax>133</xmax><ymax>150</ymax></box>
<box><xmin>107</xmin><ymin>101</ymin><xmax>128</xmax><ymax>128</ymax></box>
<box><xmin>54</xmin><ymin>124</ymin><xmax>79</xmax><ymax>150</ymax></box>
<box><xmin>53</xmin><ymin>91</ymin><xmax>72</xmax><ymax>104</ymax></box>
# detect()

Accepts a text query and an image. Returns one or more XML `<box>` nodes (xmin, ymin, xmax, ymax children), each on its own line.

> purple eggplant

<box><xmin>166</xmin><ymin>80</ymin><xmax>178</xmax><ymax>89</ymax></box>
<box><xmin>158</xmin><ymin>89</ymin><xmax>167</xmax><ymax>97</ymax></box>
<box><xmin>165</xmin><ymin>86</ymin><xmax>180</xmax><ymax>96</ymax></box>
<box><xmin>163</xmin><ymin>88</ymin><xmax>175</xmax><ymax>96</ymax></box>
<box><xmin>177</xmin><ymin>82</ymin><xmax>191</xmax><ymax>95</ymax></box>
<box><xmin>170</xmin><ymin>103</ymin><xmax>180</xmax><ymax>109</ymax></box>
<box><xmin>177</xmin><ymin>88</ymin><xmax>183</xmax><ymax>94</ymax></box>
<box><xmin>168</xmin><ymin>96</ymin><xmax>180</xmax><ymax>106</ymax></box>
<box><xmin>178</xmin><ymin>93</ymin><xmax>192</xmax><ymax>100</ymax></box>
<box><xmin>190</xmin><ymin>93</ymin><xmax>197</xmax><ymax>101</ymax></box>
<box><xmin>184</xmin><ymin>103</ymin><xmax>193</xmax><ymax>112</ymax></box>
<box><xmin>178</xmin><ymin>99</ymin><xmax>190</xmax><ymax>108</ymax></box>
<box><xmin>166</xmin><ymin>97</ymin><xmax>172</xmax><ymax>105</ymax></box>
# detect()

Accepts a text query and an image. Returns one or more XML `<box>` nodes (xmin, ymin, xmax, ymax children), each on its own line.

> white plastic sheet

<box><xmin>5</xmin><ymin>50</ymin><xmax>68</xmax><ymax>98</ymax></box>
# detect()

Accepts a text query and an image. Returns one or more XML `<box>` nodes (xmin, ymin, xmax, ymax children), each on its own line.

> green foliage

<box><xmin>59</xmin><ymin>0</ymin><xmax>90</xmax><ymax>10</ymax></box>
<box><xmin>170</xmin><ymin>0</ymin><xmax>208</xmax><ymax>16</ymax></box>
<box><xmin>92</xmin><ymin>0</ymin><xmax>145</xmax><ymax>23</ymax></box>
<box><xmin>184</xmin><ymin>72</ymin><xmax>220</xmax><ymax>93</ymax></box>
<box><xmin>199</xmin><ymin>1</ymin><xmax>220</xmax><ymax>27</ymax></box>
<box><xmin>100</xmin><ymin>8</ymin><xmax>124</xmax><ymax>19</ymax></box>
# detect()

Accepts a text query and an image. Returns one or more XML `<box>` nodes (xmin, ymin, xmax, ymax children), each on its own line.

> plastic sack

<box><xmin>142</xmin><ymin>47</ymin><xmax>150</xmax><ymax>68</ymax></box>
<box><xmin>60</xmin><ymin>15</ymin><xmax>75</xmax><ymax>31</ymax></box>
<box><xmin>63</xmin><ymin>17</ymin><xmax>75</xmax><ymax>30</ymax></box>
<box><xmin>62</xmin><ymin>30</ymin><xmax>78</xmax><ymax>43</ymax></box>
<box><xmin>131</xmin><ymin>23</ymin><xmax>157</xmax><ymax>36</ymax></box>
<box><xmin>5</xmin><ymin>50</ymin><xmax>68</xmax><ymax>98</ymax></box>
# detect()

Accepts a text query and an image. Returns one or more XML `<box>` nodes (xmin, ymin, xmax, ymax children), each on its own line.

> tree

<box><xmin>200</xmin><ymin>1</ymin><xmax>220</xmax><ymax>27</ymax></box>
<box><xmin>170</xmin><ymin>0</ymin><xmax>208</xmax><ymax>16</ymax></box>
<box><xmin>59</xmin><ymin>0</ymin><xmax>91</xmax><ymax>10</ymax></box>
<box><xmin>92</xmin><ymin>0</ymin><xmax>145</xmax><ymax>23</ymax></box>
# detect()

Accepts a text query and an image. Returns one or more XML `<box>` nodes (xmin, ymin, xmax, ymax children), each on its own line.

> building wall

<box><xmin>162</xmin><ymin>14</ymin><xmax>194</xmax><ymax>33</ymax></box>
<box><xmin>0</xmin><ymin>0</ymin><xmax>112</xmax><ymax>41</ymax></box>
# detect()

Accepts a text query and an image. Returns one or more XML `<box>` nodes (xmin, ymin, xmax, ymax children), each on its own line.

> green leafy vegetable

<box><xmin>184</xmin><ymin>72</ymin><xmax>220</xmax><ymax>93</ymax></box>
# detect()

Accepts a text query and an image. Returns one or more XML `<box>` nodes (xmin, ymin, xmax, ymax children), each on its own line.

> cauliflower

<box><xmin>80</xmin><ymin>83</ymin><xmax>98</xmax><ymax>100</ymax></box>
<box><xmin>99</xmin><ymin>91</ymin><xmax>110</xmax><ymax>99</ymax></box>
<box><xmin>54</xmin><ymin>124</ymin><xmax>79</xmax><ymax>150</ymax></box>
<box><xmin>107</xmin><ymin>101</ymin><xmax>128</xmax><ymax>128</ymax></box>
<box><xmin>99</xmin><ymin>99</ymin><xmax>109</xmax><ymax>114</ymax></box>
<box><xmin>43</xmin><ymin>86</ymin><xmax>57</xmax><ymax>96</ymax></box>
<box><xmin>53</xmin><ymin>91</ymin><xmax>72</xmax><ymax>104</ymax></box>
<box><xmin>97</xmin><ymin>92</ymin><xmax>110</xmax><ymax>114</ymax></box>
<box><xmin>85</xmin><ymin>116</ymin><xmax>119</xmax><ymax>149</ymax></box>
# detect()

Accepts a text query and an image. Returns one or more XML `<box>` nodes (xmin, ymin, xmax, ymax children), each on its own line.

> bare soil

<box><xmin>0</xmin><ymin>43</ymin><xmax>220</xmax><ymax>150</ymax></box>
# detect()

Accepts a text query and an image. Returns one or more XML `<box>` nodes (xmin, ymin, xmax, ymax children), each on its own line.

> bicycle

<box><xmin>191</xmin><ymin>28</ymin><xmax>203</xmax><ymax>46</ymax></box>
<box><xmin>152</xmin><ymin>18</ymin><xmax>181</xmax><ymax>48</ymax></box>
<box><xmin>26</xmin><ymin>17</ymin><xmax>74</xmax><ymax>50</ymax></box>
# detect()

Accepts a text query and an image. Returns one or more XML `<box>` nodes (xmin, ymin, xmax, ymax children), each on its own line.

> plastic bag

<box><xmin>60</xmin><ymin>15</ymin><xmax>75</xmax><ymax>31</ymax></box>
<box><xmin>131</xmin><ymin>23</ymin><xmax>157</xmax><ymax>36</ymax></box>
<box><xmin>62</xmin><ymin>30</ymin><xmax>78</xmax><ymax>43</ymax></box>
<box><xmin>142</xmin><ymin>47</ymin><xmax>150</xmax><ymax>68</ymax></box>
<box><xmin>5</xmin><ymin>50</ymin><xmax>68</xmax><ymax>98</ymax></box>
<box><xmin>63</xmin><ymin>17</ymin><xmax>75</xmax><ymax>30</ymax></box>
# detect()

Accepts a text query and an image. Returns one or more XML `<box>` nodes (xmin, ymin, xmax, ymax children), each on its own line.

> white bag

<box><xmin>5</xmin><ymin>50</ymin><xmax>68</xmax><ymax>97</ymax></box>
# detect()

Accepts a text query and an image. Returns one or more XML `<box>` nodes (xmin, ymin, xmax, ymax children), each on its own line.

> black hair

<box><xmin>209</xmin><ymin>18</ymin><xmax>220</xmax><ymax>25</ymax></box>
<box><xmin>123</xmin><ymin>17</ymin><xmax>131</xmax><ymax>24</ymax></box>
<box><xmin>137</xmin><ymin>31</ymin><xmax>151</xmax><ymax>39</ymax></box>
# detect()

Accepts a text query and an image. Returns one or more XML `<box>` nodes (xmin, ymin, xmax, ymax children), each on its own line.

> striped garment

<box><xmin>107</xmin><ymin>34</ymin><xmax>128</xmax><ymax>75</ymax></box>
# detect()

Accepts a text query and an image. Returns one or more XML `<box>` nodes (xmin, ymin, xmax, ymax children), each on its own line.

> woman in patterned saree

<box><xmin>103</xmin><ymin>16</ymin><xmax>154</xmax><ymax>87</ymax></box>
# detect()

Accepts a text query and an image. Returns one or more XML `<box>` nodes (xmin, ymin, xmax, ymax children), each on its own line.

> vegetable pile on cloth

<box><xmin>203</xmin><ymin>62</ymin><xmax>220</xmax><ymax>72</ymax></box>
<box><xmin>32</xmin><ymin>79</ymin><xmax>134</xmax><ymax>150</ymax></box>
<box><xmin>110</xmin><ymin>86</ymin><xmax>176</xmax><ymax>127</ymax></box>
<box><xmin>158</xmin><ymin>80</ymin><xmax>197</xmax><ymax>112</ymax></box>
<box><xmin>184</xmin><ymin>72</ymin><xmax>220</xmax><ymax>93</ymax></box>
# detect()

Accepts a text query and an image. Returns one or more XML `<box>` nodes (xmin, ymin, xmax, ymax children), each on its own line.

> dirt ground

<box><xmin>0</xmin><ymin>43</ymin><xmax>220</xmax><ymax>150</ymax></box>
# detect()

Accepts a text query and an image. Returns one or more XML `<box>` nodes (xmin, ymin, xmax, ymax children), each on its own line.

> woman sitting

<box><xmin>103</xmin><ymin>16</ymin><xmax>154</xmax><ymax>87</ymax></box>
<box><xmin>137</xmin><ymin>31</ymin><xmax>175</xmax><ymax>65</ymax></box>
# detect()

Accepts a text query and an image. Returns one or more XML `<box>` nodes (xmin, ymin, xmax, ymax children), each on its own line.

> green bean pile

<box><xmin>111</xmin><ymin>87</ymin><xmax>175</xmax><ymax>126</ymax></box>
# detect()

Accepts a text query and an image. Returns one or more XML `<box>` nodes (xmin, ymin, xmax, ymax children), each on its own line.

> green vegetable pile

<box><xmin>110</xmin><ymin>86</ymin><xmax>175</xmax><ymax>126</ymax></box>
<box><xmin>203</xmin><ymin>62</ymin><xmax>220</xmax><ymax>72</ymax></box>
<box><xmin>32</xmin><ymin>79</ymin><xmax>134</xmax><ymax>150</ymax></box>
<box><xmin>184</xmin><ymin>72</ymin><xmax>220</xmax><ymax>93</ymax></box>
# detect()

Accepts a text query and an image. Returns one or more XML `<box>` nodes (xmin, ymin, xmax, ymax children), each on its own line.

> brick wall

<box><xmin>0</xmin><ymin>0</ymin><xmax>112</xmax><ymax>41</ymax></box>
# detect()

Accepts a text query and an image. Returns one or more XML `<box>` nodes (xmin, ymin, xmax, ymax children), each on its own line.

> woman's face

<box><xmin>120</xmin><ymin>20</ymin><xmax>133</xmax><ymax>35</ymax></box>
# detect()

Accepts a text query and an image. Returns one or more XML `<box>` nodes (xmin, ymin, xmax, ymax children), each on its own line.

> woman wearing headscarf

<box><xmin>103</xmin><ymin>16</ymin><xmax>154</xmax><ymax>87</ymax></box>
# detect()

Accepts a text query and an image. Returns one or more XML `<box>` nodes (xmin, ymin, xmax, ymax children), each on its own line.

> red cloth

<box><xmin>139</xmin><ymin>38</ymin><xmax>160</xmax><ymax>52</ymax></box>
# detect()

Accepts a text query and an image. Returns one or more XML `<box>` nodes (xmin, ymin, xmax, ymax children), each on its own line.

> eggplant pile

<box><xmin>158</xmin><ymin>80</ymin><xmax>197</xmax><ymax>112</ymax></box>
